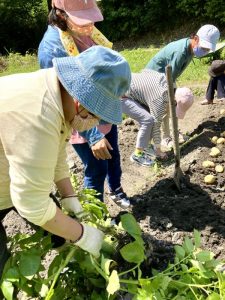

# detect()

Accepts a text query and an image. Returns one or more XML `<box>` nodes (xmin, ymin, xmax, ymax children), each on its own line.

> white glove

<box><xmin>61</xmin><ymin>196</ymin><xmax>83</xmax><ymax>217</ymax></box>
<box><xmin>75</xmin><ymin>223</ymin><xmax>104</xmax><ymax>257</ymax></box>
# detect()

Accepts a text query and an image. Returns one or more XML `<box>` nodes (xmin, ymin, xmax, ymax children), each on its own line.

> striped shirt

<box><xmin>125</xmin><ymin>69</ymin><xmax>168</xmax><ymax>146</ymax></box>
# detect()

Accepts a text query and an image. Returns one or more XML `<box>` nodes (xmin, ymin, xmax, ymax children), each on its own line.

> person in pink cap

<box><xmin>122</xmin><ymin>70</ymin><xmax>194</xmax><ymax>167</ymax></box>
<box><xmin>38</xmin><ymin>0</ymin><xmax>130</xmax><ymax>208</ymax></box>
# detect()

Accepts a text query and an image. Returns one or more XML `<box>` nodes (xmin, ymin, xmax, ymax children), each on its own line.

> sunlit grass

<box><xmin>121</xmin><ymin>48</ymin><xmax>217</xmax><ymax>86</ymax></box>
<box><xmin>1</xmin><ymin>43</ymin><xmax>225</xmax><ymax>87</ymax></box>
<box><xmin>120</xmin><ymin>48</ymin><xmax>159</xmax><ymax>72</ymax></box>
<box><xmin>0</xmin><ymin>52</ymin><xmax>39</xmax><ymax>77</ymax></box>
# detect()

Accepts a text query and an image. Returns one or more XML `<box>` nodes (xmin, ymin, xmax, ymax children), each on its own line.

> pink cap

<box><xmin>175</xmin><ymin>87</ymin><xmax>194</xmax><ymax>119</ymax></box>
<box><xmin>53</xmin><ymin>0</ymin><xmax>103</xmax><ymax>26</ymax></box>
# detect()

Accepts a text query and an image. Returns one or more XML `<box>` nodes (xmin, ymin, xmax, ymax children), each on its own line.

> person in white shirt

<box><xmin>0</xmin><ymin>46</ymin><xmax>131</xmax><ymax>276</ymax></box>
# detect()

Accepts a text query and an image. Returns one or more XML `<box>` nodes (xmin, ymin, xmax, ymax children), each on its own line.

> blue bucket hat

<box><xmin>53</xmin><ymin>46</ymin><xmax>131</xmax><ymax>124</ymax></box>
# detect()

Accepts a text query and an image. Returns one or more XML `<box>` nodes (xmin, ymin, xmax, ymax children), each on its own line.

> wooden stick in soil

<box><xmin>165</xmin><ymin>65</ymin><xmax>183</xmax><ymax>191</ymax></box>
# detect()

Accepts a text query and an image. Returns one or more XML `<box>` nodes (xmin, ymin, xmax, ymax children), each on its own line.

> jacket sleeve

<box><xmin>78</xmin><ymin>127</ymin><xmax>105</xmax><ymax>146</ymax></box>
<box><xmin>54</xmin><ymin>136</ymin><xmax>70</xmax><ymax>183</ymax></box>
<box><xmin>0</xmin><ymin>112</ymin><xmax>70</xmax><ymax>226</ymax></box>
<box><xmin>38</xmin><ymin>26</ymin><xmax>68</xmax><ymax>69</ymax></box>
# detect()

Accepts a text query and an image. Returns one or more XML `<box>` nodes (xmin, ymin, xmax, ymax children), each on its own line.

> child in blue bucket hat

<box><xmin>0</xmin><ymin>46</ymin><xmax>131</xmax><ymax>277</ymax></box>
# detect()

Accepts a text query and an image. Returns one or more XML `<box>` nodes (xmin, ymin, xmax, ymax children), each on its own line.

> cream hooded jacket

<box><xmin>0</xmin><ymin>68</ymin><xmax>71</xmax><ymax>226</ymax></box>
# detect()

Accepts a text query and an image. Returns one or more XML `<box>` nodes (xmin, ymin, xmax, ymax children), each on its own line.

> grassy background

<box><xmin>1</xmin><ymin>44</ymin><xmax>225</xmax><ymax>89</ymax></box>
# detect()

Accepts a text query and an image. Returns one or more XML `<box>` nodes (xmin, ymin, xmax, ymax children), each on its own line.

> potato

<box><xmin>211</xmin><ymin>136</ymin><xmax>218</xmax><ymax>144</ymax></box>
<box><xmin>215</xmin><ymin>165</ymin><xmax>224</xmax><ymax>173</ymax></box>
<box><xmin>220</xmin><ymin>109</ymin><xmax>225</xmax><ymax>115</ymax></box>
<box><xmin>220</xmin><ymin>131</ymin><xmax>225</xmax><ymax>138</ymax></box>
<box><xmin>216</xmin><ymin>137</ymin><xmax>225</xmax><ymax>144</ymax></box>
<box><xmin>204</xmin><ymin>175</ymin><xmax>216</xmax><ymax>184</ymax></box>
<box><xmin>202</xmin><ymin>160</ymin><xmax>215</xmax><ymax>168</ymax></box>
<box><xmin>210</xmin><ymin>147</ymin><xmax>221</xmax><ymax>157</ymax></box>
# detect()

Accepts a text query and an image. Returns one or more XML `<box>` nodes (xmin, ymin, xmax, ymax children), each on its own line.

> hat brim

<box><xmin>199</xmin><ymin>39</ymin><xmax>216</xmax><ymax>51</ymax></box>
<box><xmin>197</xmin><ymin>42</ymin><xmax>225</xmax><ymax>58</ymax></box>
<box><xmin>66</xmin><ymin>7</ymin><xmax>103</xmax><ymax>26</ymax></box>
<box><xmin>53</xmin><ymin>57</ymin><xmax>122</xmax><ymax>125</ymax></box>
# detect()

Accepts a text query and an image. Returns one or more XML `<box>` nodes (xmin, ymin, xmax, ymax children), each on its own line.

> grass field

<box><xmin>1</xmin><ymin>45</ymin><xmax>225</xmax><ymax>87</ymax></box>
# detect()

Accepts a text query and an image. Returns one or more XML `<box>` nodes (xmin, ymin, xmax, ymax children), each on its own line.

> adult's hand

<box><xmin>75</xmin><ymin>223</ymin><xmax>104</xmax><ymax>257</ymax></box>
<box><xmin>61</xmin><ymin>196</ymin><xmax>84</xmax><ymax>218</ymax></box>
<box><xmin>91</xmin><ymin>138</ymin><xmax>113</xmax><ymax>160</ymax></box>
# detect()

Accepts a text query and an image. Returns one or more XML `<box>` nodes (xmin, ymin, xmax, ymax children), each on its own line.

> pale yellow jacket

<box><xmin>0</xmin><ymin>68</ymin><xmax>71</xmax><ymax>226</ymax></box>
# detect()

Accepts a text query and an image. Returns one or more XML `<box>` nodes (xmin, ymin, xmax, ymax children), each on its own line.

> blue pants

<box><xmin>206</xmin><ymin>75</ymin><xmax>225</xmax><ymax>101</ymax></box>
<box><xmin>73</xmin><ymin>125</ymin><xmax>122</xmax><ymax>201</ymax></box>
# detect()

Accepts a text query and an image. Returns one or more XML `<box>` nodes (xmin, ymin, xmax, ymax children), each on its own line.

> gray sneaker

<box><xmin>144</xmin><ymin>144</ymin><xmax>156</xmax><ymax>158</ymax></box>
<box><xmin>130</xmin><ymin>152</ymin><xmax>154</xmax><ymax>167</ymax></box>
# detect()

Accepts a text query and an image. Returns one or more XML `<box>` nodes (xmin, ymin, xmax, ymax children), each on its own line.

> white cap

<box><xmin>197</xmin><ymin>24</ymin><xmax>220</xmax><ymax>52</ymax></box>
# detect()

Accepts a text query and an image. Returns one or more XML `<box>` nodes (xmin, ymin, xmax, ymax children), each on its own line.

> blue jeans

<box><xmin>72</xmin><ymin>125</ymin><xmax>122</xmax><ymax>201</ymax></box>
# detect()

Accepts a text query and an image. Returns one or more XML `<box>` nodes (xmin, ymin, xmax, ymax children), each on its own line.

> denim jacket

<box><xmin>38</xmin><ymin>25</ymin><xmax>104</xmax><ymax>145</ymax></box>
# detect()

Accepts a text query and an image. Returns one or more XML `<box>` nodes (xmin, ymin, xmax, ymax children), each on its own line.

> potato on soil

<box><xmin>204</xmin><ymin>175</ymin><xmax>216</xmax><ymax>184</ymax></box>
<box><xmin>220</xmin><ymin>109</ymin><xmax>225</xmax><ymax>115</ymax></box>
<box><xmin>211</xmin><ymin>136</ymin><xmax>218</xmax><ymax>144</ymax></box>
<box><xmin>210</xmin><ymin>147</ymin><xmax>221</xmax><ymax>157</ymax></box>
<box><xmin>202</xmin><ymin>161</ymin><xmax>215</xmax><ymax>168</ymax></box>
<box><xmin>216</xmin><ymin>137</ymin><xmax>225</xmax><ymax>144</ymax></box>
<box><xmin>215</xmin><ymin>165</ymin><xmax>224</xmax><ymax>173</ymax></box>
<box><xmin>220</xmin><ymin>131</ymin><xmax>225</xmax><ymax>138</ymax></box>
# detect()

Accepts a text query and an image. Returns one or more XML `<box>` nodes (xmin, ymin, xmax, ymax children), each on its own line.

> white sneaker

<box><xmin>109</xmin><ymin>187</ymin><xmax>130</xmax><ymax>208</ymax></box>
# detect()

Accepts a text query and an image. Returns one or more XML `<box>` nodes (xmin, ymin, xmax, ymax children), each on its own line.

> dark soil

<box><xmin>108</xmin><ymin>95</ymin><xmax>225</xmax><ymax>270</ymax></box>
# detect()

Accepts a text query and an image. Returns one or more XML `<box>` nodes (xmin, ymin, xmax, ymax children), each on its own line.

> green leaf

<box><xmin>48</xmin><ymin>253</ymin><xmax>64</xmax><ymax>278</ymax></box>
<box><xmin>206</xmin><ymin>292</ymin><xmax>221</xmax><ymax>300</ymax></box>
<box><xmin>19</xmin><ymin>252</ymin><xmax>41</xmax><ymax>279</ymax></box>
<box><xmin>161</xmin><ymin>276</ymin><xmax>171</xmax><ymax>290</ymax></box>
<box><xmin>181</xmin><ymin>264</ymin><xmax>189</xmax><ymax>272</ymax></box>
<box><xmin>190</xmin><ymin>259</ymin><xmax>206</xmax><ymax>273</ymax></box>
<box><xmin>183</xmin><ymin>237</ymin><xmax>194</xmax><ymax>254</ymax></box>
<box><xmin>3</xmin><ymin>267</ymin><xmax>20</xmax><ymax>282</ymax></box>
<box><xmin>120</xmin><ymin>241</ymin><xmax>145</xmax><ymax>263</ymax></box>
<box><xmin>89</xmin><ymin>277</ymin><xmax>105</xmax><ymax>288</ymax></box>
<box><xmin>101</xmin><ymin>256</ymin><xmax>114</xmax><ymax>276</ymax></box>
<box><xmin>196</xmin><ymin>250</ymin><xmax>214</xmax><ymax>262</ymax></box>
<box><xmin>101</xmin><ymin>240</ymin><xmax>115</xmax><ymax>255</ymax></box>
<box><xmin>1</xmin><ymin>280</ymin><xmax>14</xmax><ymax>300</ymax></box>
<box><xmin>106</xmin><ymin>270</ymin><xmax>120</xmax><ymax>295</ymax></box>
<box><xmin>193</xmin><ymin>229</ymin><xmax>201</xmax><ymax>248</ymax></box>
<box><xmin>120</xmin><ymin>213</ymin><xmax>142</xmax><ymax>237</ymax></box>
<box><xmin>174</xmin><ymin>245</ymin><xmax>185</xmax><ymax>260</ymax></box>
